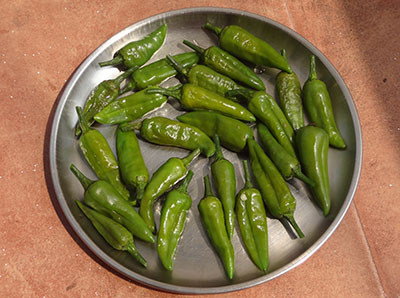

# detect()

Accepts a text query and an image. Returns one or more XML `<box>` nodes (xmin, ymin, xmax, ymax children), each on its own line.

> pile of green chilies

<box><xmin>71</xmin><ymin>22</ymin><xmax>347</xmax><ymax>279</ymax></box>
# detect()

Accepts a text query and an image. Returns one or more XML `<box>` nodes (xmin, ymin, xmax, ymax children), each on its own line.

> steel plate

<box><xmin>49</xmin><ymin>7</ymin><xmax>362</xmax><ymax>294</ymax></box>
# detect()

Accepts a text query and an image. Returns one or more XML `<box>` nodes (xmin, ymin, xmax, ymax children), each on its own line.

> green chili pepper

<box><xmin>76</xmin><ymin>200</ymin><xmax>147</xmax><ymax>267</ymax></box>
<box><xmin>70</xmin><ymin>164</ymin><xmax>155</xmax><ymax>243</ymax></box>
<box><xmin>204</xmin><ymin>22</ymin><xmax>292</xmax><ymax>73</ymax></box>
<box><xmin>139</xmin><ymin>148</ymin><xmax>200</xmax><ymax>233</ymax></box>
<box><xmin>75</xmin><ymin>66</ymin><xmax>138</xmax><ymax>137</ymax></box>
<box><xmin>296</xmin><ymin>126</ymin><xmax>331</xmax><ymax>216</ymax></box>
<box><xmin>183</xmin><ymin>40</ymin><xmax>265</xmax><ymax>91</ymax></box>
<box><xmin>94</xmin><ymin>88</ymin><xmax>167</xmax><ymax>125</ymax></box>
<box><xmin>211</xmin><ymin>135</ymin><xmax>236</xmax><ymax>240</ymax></box>
<box><xmin>157</xmin><ymin>170</ymin><xmax>193</xmax><ymax>271</ymax></box>
<box><xmin>236</xmin><ymin>160</ymin><xmax>268</xmax><ymax>272</ymax></box>
<box><xmin>248</xmin><ymin>139</ymin><xmax>304</xmax><ymax>238</ymax></box>
<box><xmin>198</xmin><ymin>175</ymin><xmax>234</xmax><ymax>279</ymax></box>
<box><xmin>227</xmin><ymin>89</ymin><xmax>296</xmax><ymax>157</ymax></box>
<box><xmin>147</xmin><ymin>84</ymin><xmax>256</xmax><ymax>122</ymax></box>
<box><xmin>276</xmin><ymin>49</ymin><xmax>304</xmax><ymax>131</ymax></box>
<box><xmin>303</xmin><ymin>56</ymin><xmax>346</xmax><ymax>149</ymax></box>
<box><xmin>116</xmin><ymin>124</ymin><xmax>149</xmax><ymax>203</ymax></box>
<box><xmin>165</xmin><ymin>54</ymin><xmax>242</xmax><ymax>98</ymax></box>
<box><xmin>257</xmin><ymin>123</ymin><xmax>314</xmax><ymax>186</ymax></box>
<box><xmin>99</xmin><ymin>24</ymin><xmax>167</xmax><ymax>68</ymax></box>
<box><xmin>177</xmin><ymin>111</ymin><xmax>253</xmax><ymax>152</ymax></box>
<box><xmin>75</xmin><ymin>107</ymin><xmax>131</xmax><ymax>201</ymax></box>
<box><xmin>120</xmin><ymin>52</ymin><xmax>199</xmax><ymax>94</ymax></box>
<box><xmin>123</xmin><ymin>116</ymin><xmax>215</xmax><ymax>157</ymax></box>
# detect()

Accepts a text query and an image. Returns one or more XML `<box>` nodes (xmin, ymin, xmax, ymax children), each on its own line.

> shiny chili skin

<box><xmin>75</xmin><ymin>107</ymin><xmax>131</xmax><ymax>202</ymax></box>
<box><xmin>166</xmin><ymin>54</ymin><xmax>242</xmax><ymax>98</ymax></box>
<box><xmin>177</xmin><ymin>111</ymin><xmax>253</xmax><ymax>152</ymax></box>
<box><xmin>75</xmin><ymin>66</ymin><xmax>137</xmax><ymax>137</ymax></box>
<box><xmin>211</xmin><ymin>135</ymin><xmax>236</xmax><ymax>240</ymax></box>
<box><xmin>139</xmin><ymin>149</ymin><xmax>200</xmax><ymax>233</ymax></box>
<box><xmin>204</xmin><ymin>22</ymin><xmax>292</xmax><ymax>73</ymax></box>
<box><xmin>303</xmin><ymin>55</ymin><xmax>346</xmax><ymax>149</ymax></box>
<box><xmin>70</xmin><ymin>164</ymin><xmax>155</xmax><ymax>243</ymax></box>
<box><xmin>94</xmin><ymin>88</ymin><xmax>167</xmax><ymax>125</ymax></box>
<box><xmin>157</xmin><ymin>171</ymin><xmax>193</xmax><ymax>271</ymax></box>
<box><xmin>147</xmin><ymin>84</ymin><xmax>256</xmax><ymax>122</ymax></box>
<box><xmin>276</xmin><ymin>49</ymin><xmax>304</xmax><ymax>131</ymax></box>
<box><xmin>116</xmin><ymin>124</ymin><xmax>149</xmax><ymax>203</ymax></box>
<box><xmin>198</xmin><ymin>175</ymin><xmax>234</xmax><ymax>280</ymax></box>
<box><xmin>120</xmin><ymin>52</ymin><xmax>199</xmax><ymax>94</ymax></box>
<box><xmin>99</xmin><ymin>24</ymin><xmax>167</xmax><ymax>68</ymax></box>
<box><xmin>257</xmin><ymin>123</ymin><xmax>314</xmax><ymax>186</ymax></box>
<box><xmin>248</xmin><ymin>139</ymin><xmax>304</xmax><ymax>238</ymax></box>
<box><xmin>227</xmin><ymin>89</ymin><xmax>296</xmax><ymax>157</ymax></box>
<box><xmin>76</xmin><ymin>200</ymin><xmax>147</xmax><ymax>267</ymax></box>
<box><xmin>296</xmin><ymin>126</ymin><xmax>331</xmax><ymax>216</ymax></box>
<box><xmin>236</xmin><ymin>160</ymin><xmax>268</xmax><ymax>272</ymax></box>
<box><xmin>183</xmin><ymin>40</ymin><xmax>265</xmax><ymax>91</ymax></box>
<box><xmin>136</xmin><ymin>116</ymin><xmax>215</xmax><ymax>157</ymax></box>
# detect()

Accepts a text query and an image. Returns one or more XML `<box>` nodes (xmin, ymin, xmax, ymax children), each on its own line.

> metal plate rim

<box><xmin>49</xmin><ymin>6</ymin><xmax>363</xmax><ymax>294</ymax></box>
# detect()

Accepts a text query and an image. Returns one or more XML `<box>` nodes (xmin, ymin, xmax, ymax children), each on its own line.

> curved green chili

<box><xmin>139</xmin><ymin>149</ymin><xmax>200</xmax><ymax>233</ymax></box>
<box><xmin>276</xmin><ymin>49</ymin><xmax>304</xmax><ymax>131</ymax></box>
<box><xmin>147</xmin><ymin>84</ymin><xmax>256</xmax><ymax>122</ymax></box>
<box><xmin>211</xmin><ymin>135</ymin><xmax>236</xmax><ymax>240</ymax></box>
<box><xmin>99</xmin><ymin>24</ymin><xmax>167</xmax><ymax>68</ymax></box>
<box><xmin>76</xmin><ymin>200</ymin><xmax>147</xmax><ymax>267</ymax></box>
<box><xmin>204</xmin><ymin>22</ymin><xmax>292</xmax><ymax>73</ymax></box>
<box><xmin>157</xmin><ymin>170</ymin><xmax>193</xmax><ymax>271</ymax></box>
<box><xmin>183</xmin><ymin>40</ymin><xmax>265</xmax><ymax>91</ymax></box>
<box><xmin>296</xmin><ymin>126</ymin><xmax>331</xmax><ymax>216</ymax></box>
<box><xmin>303</xmin><ymin>55</ymin><xmax>346</xmax><ymax>149</ymax></box>
<box><xmin>236</xmin><ymin>160</ymin><xmax>269</xmax><ymax>272</ymax></box>
<box><xmin>198</xmin><ymin>175</ymin><xmax>234</xmax><ymax>279</ymax></box>
<box><xmin>70</xmin><ymin>164</ymin><xmax>155</xmax><ymax>243</ymax></box>
<box><xmin>177</xmin><ymin>111</ymin><xmax>253</xmax><ymax>152</ymax></box>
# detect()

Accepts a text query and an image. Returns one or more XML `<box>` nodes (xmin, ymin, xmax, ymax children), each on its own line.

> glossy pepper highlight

<box><xmin>147</xmin><ymin>84</ymin><xmax>256</xmax><ymax>122</ymax></box>
<box><xmin>276</xmin><ymin>49</ymin><xmax>304</xmax><ymax>131</ymax></box>
<box><xmin>94</xmin><ymin>87</ymin><xmax>167</xmax><ymax>125</ymax></box>
<box><xmin>303</xmin><ymin>55</ymin><xmax>346</xmax><ymax>149</ymax></box>
<box><xmin>257</xmin><ymin>123</ymin><xmax>314</xmax><ymax>186</ymax></box>
<box><xmin>227</xmin><ymin>89</ymin><xmax>296</xmax><ymax>157</ymax></box>
<box><xmin>76</xmin><ymin>200</ymin><xmax>147</xmax><ymax>267</ymax></box>
<box><xmin>248</xmin><ymin>139</ymin><xmax>304</xmax><ymax>238</ymax></box>
<box><xmin>211</xmin><ymin>135</ymin><xmax>236</xmax><ymax>240</ymax></box>
<box><xmin>177</xmin><ymin>111</ymin><xmax>253</xmax><ymax>152</ymax></box>
<box><xmin>99</xmin><ymin>24</ymin><xmax>167</xmax><ymax>68</ymax></box>
<box><xmin>75</xmin><ymin>66</ymin><xmax>137</xmax><ymax>137</ymax></box>
<box><xmin>296</xmin><ymin>126</ymin><xmax>331</xmax><ymax>216</ymax></box>
<box><xmin>75</xmin><ymin>107</ymin><xmax>131</xmax><ymax>201</ymax></box>
<box><xmin>166</xmin><ymin>54</ymin><xmax>242</xmax><ymax>98</ymax></box>
<box><xmin>236</xmin><ymin>160</ymin><xmax>269</xmax><ymax>272</ymax></box>
<box><xmin>139</xmin><ymin>148</ymin><xmax>200</xmax><ymax>233</ymax></box>
<box><xmin>70</xmin><ymin>164</ymin><xmax>155</xmax><ymax>243</ymax></box>
<box><xmin>183</xmin><ymin>40</ymin><xmax>265</xmax><ymax>91</ymax></box>
<box><xmin>116</xmin><ymin>124</ymin><xmax>149</xmax><ymax>203</ymax></box>
<box><xmin>123</xmin><ymin>116</ymin><xmax>215</xmax><ymax>157</ymax></box>
<box><xmin>204</xmin><ymin>22</ymin><xmax>292</xmax><ymax>73</ymax></box>
<box><xmin>157</xmin><ymin>170</ymin><xmax>194</xmax><ymax>271</ymax></box>
<box><xmin>120</xmin><ymin>52</ymin><xmax>199</xmax><ymax>94</ymax></box>
<box><xmin>198</xmin><ymin>175</ymin><xmax>234</xmax><ymax>279</ymax></box>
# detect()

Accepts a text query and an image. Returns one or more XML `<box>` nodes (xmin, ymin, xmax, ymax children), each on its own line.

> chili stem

<box><xmin>286</xmin><ymin>215</ymin><xmax>305</xmax><ymax>238</ymax></box>
<box><xmin>166</xmin><ymin>55</ymin><xmax>189</xmax><ymax>77</ymax></box>
<box><xmin>309</xmin><ymin>55</ymin><xmax>317</xmax><ymax>80</ymax></box>
<box><xmin>183</xmin><ymin>40</ymin><xmax>205</xmax><ymax>55</ymax></box>
<box><xmin>203</xmin><ymin>22</ymin><xmax>222</xmax><ymax>36</ymax></box>
<box><xmin>293</xmin><ymin>169</ymin><xmax>316</xmax><ymax>187</ymax></box>
<box><xmin>181</xmin><ymin>148</ymin><xmax>201</xmax><ymax>167</ymax></box>
<box><xmin>114</xmin><ymin>66</ymin><xmax>138</xmax><ymax>85</ymax></box>
<box><xmin>177</xmin><ymin>170</ymin><xmax>194</xmax><ymax>192</ymax></box>
<box><xmin>242</xmin><ymin>159</ymin><xmax>253</xmax><ymax>189</ymax></box>
<box><xmin>99</xmin><ymin>56</ymin><xmax>124</xmax><ymax>67</ymax></box>
<box><xmin>213</xmin><ymin>135</ymin><xmax>224</xmax><ymax>161</ymax></box>
<box><xmin>70</xmin><ymin>164</ymin><xmax>94</xmax><ymax>190</ymax></box>
<box><xmin>146</xmin><ymin>85</ymin><xmax>182</xmax><ymax>100</ymax></box>
<box><xmin>203</xmin><ymin>175</ymin><xmax>214</xmax><ymax>197</ymax></box>
<box><xmin>75</xmin><ymin>106</ymin><xmax>91</xmax><ymax>134</ymax></box>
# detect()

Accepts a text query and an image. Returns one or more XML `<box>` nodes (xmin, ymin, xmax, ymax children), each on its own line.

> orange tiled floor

<box><xmin>0</xmin><ymin>1</ymin><xmax>399</xmax><ymax>297</ymax></box>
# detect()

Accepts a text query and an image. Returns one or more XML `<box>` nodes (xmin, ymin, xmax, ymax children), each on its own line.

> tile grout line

<box><xmin>353</xmin><ymin>201</ymin><xmax>387</xmax><ymax>297</ymax></box>
<box><xmin>283</xmin><ymin>0</ymin><xmax>296</xmax><ymax>30</ymax></box>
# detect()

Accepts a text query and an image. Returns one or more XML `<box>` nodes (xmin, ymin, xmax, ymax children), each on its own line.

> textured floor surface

<box><xmin>0</xmin><ymin>1</ymin><xmax>399</xmax><ymax>297</ymax></box>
